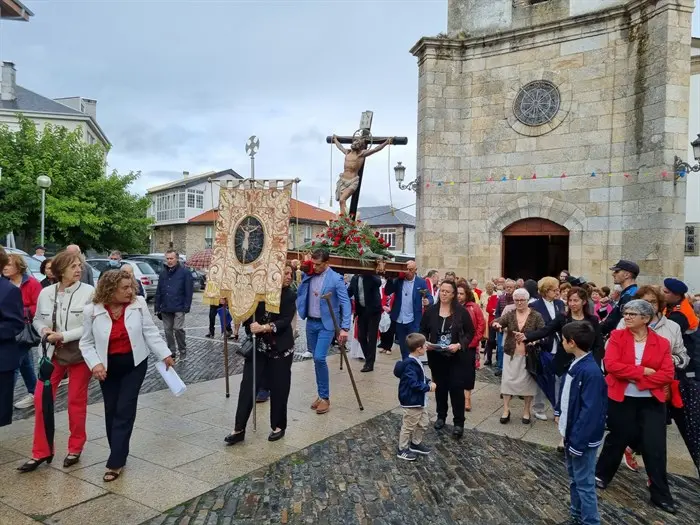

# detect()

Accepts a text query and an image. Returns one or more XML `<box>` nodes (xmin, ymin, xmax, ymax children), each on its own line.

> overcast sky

<box><xmin>0</xmin><ymin>2</ymin><xmax>698</xmax><ymax>215</ymax></box>
<box><xmin>0</xmin><ymin>0</ymin><xmax>447</xmax><ymax>214</ymax></box>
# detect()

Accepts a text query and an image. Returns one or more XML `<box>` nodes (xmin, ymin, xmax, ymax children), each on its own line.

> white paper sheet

<box><xmin>155</xmin><ymin>361</ymin><xmax>187</xmax><ymax>397</ymax></box>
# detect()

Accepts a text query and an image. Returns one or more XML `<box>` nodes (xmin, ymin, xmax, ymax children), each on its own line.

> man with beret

<box><xmin>600</xmin><ymin>260</ymin><xmax>639</xmax><ymax>336</ymax></box>
<box><xmin>662</xmin><ymin>278</ymin><xmax>699</xmax><ymax>376</ymax></box>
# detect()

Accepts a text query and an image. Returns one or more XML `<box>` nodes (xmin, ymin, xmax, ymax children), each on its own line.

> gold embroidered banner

<box><xmin>203</xmin><ymin>180</ymin><xmax>292</xmax><ymax>322</ymax></box>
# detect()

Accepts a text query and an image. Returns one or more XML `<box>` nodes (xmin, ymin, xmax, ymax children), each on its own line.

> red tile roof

<box><xmin>189</xmin><ymin>199</ymin><xmax>335</xmax><ymax>224</ymax></box>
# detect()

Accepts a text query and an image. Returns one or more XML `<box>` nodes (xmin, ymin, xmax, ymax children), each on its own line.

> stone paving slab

<box><xmin>143</xmin><ymin>411</ymin><xmax>700</xmax><ymax>525</ymax></box>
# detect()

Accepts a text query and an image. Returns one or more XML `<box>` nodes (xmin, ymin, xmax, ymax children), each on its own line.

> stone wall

<box><xmin>414</xmin><ymin>0</ymin><xmax>693</xmax><ymax>285</ymax></box>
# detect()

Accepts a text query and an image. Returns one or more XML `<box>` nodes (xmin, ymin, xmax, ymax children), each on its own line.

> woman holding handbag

<box><xmin>80</xmin><ymin>269</ymin><xmax>173</xmax><ymax>482</ymax></box>
<box><xmin>3</xmin><ymin>254</ymin><xmax>43</xmax><ymax>410</ymax></box>
<box><xmin>225</xmin><ymin>263</ymin><xmax>297</xmax><ymax>444</ymax></box>
<box><xmin>18</xmin><ymin>250</ymin><xmax>94</xmax><ymax>472</ymax></box>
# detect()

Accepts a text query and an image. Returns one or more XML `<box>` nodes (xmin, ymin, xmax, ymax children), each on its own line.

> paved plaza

<box><xmin>1</xmin><ymin>296</ymin><xmax>699</xmax><ymax>524</ymax></box>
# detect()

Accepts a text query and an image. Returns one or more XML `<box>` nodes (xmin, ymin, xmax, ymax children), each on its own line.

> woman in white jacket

<box><xmin>18</xmin><ymin>250</ymin><xmax>95</xmax><ymax>473</ymax></box>
<box><xmin>80</xmin><ymin>269</ymin><xmax>173</xmax><ymax>482</ymax></box>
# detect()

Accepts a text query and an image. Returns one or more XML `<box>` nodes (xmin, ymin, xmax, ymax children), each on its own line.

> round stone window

<box><xmin>513</xmin><ymin>80</ymin><xmax>561</xmax><ymax>127</ymax></box>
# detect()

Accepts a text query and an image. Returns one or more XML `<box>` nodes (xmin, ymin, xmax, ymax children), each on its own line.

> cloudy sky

<box><xmin>0</xmin><ymin>0</ymin><xmax>448</xmax><ymax>214</ymax></box>
<box><xmin>1</xmin><ymin>1</ymin><xmax>698</xmax><ymax>215</ymax></box>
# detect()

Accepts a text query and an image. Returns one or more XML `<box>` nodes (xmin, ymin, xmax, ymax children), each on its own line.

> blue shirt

<box><xmin>397</xmin><ymin>279</ymin><xmax>415</xmax><ymax>324</ymax></box>
<box><xmin>307</xmin><ymin>268</ymin><xmax>328</xmax><ymax>318</ymax></box>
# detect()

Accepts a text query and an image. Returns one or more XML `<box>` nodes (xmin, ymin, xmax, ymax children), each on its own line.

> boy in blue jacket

<box><xmin>554</xmin><ymin>321</ymin><xmax>607</xmax><ymax>525</ymax></box>
<box><xmin>393</xmin><ymin>333</ymin><xmax>436</xmax><ymax>461</ymax></box>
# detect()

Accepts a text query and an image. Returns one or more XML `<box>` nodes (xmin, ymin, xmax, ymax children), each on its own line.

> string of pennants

<box><xmin>424</xmin><ymin>169</ymin><xmax>688</xmax><ymax>188</ymax></box>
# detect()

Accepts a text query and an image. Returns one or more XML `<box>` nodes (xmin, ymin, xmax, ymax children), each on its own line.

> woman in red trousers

<box><xmin>18</xmin><ymin>250</ymin><xmax>95</xmax><ymax>472</ymax></box>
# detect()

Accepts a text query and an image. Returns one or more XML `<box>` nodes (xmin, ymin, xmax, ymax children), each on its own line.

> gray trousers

<box><xmin>162</xmin><ymin>312</ymin><xmax>186</xmax><ymax>353</ymax></box>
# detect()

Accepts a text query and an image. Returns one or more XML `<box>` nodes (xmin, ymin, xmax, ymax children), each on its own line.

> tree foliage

<box><xmin>0</xmin><ymin>116</ymin><xmax>152</xmax><ymax>252</ymax></box>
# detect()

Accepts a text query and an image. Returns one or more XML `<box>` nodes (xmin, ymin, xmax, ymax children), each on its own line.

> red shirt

<box><xmin>106</xmin><ymin>305</ymin><xmax>132</xmax><ymax>355</ymax></box>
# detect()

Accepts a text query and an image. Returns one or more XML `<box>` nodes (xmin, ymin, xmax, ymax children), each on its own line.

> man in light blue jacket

<box><xmin>296</xmin><ymin>249</ymin><xmax>351</xmax><ymax>414</ymax></box>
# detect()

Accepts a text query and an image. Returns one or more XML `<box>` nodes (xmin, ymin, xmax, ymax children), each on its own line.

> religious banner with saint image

<box><xmin>203</xmin><ymin>179</ymin><xmax>293</xmax><ymax>322</ymax></box>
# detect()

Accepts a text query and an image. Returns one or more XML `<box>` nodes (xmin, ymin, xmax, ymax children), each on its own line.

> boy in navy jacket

<box><xmin>393</xmin><ymin>333</ymin><xmax>436</xmax><ymax>461</ymax></box>
<box><xmin>554</xmin><ymin>321</ymin><xmax>607</xmax><ymax>525</ymax></box>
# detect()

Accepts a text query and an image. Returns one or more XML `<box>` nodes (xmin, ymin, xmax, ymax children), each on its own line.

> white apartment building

<box><xmin>0</xmin><ymin>62</ymin><xmax>110</xmax><ymax>148</ymax></box>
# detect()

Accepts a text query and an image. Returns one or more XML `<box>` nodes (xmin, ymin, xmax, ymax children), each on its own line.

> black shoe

<box><xmin>224</xmin><ymin>431</ymin><xmax>245</xmax><ymax>445</ymax></box>
<box><xmin>434</xmin><ymin>418</ymin><xmax>446</xmax><ymax>430</ymax></box>
<box><xmin>17</xmin><ymin>456</ymin><xmax>53</xmax><ymax>472</ymax></box>
<box><xmin>360</xmin><ymin>364</ymin><xmax>374</xmax><ymax>372</ymax></box>
<box><xmin>205</xmin><ymin>332</ymin><xmax>214</xmax><ymax>338</ymax></box>
<box><xmin>494</xmin><ymin>369</ymin><xmax>502</xmax><ymax>377</ymax></box>
<box><xmin>650</xmin><ymin>499</ymin><xmax>676</xmax><ymax>515</ymax></box>
<box><xmin>409</xmin><ymin>442</ymin><xmax>431</xmax><ymax>455</ymax></box>
<box><xmin>521</xmin><ymin>416</ymin><xmax>531</xmax><ymax>425</ymax></box>
<box><xmin>594</xmin><ymin>477</ymin><xmax>607</xmax><ymax>490</ymax></box>
<box><xmin>268</xmin><ymin>429</ymin><xmax>285</xmax><ymax>442</ymax></box>
<box><xmin>452</xmin><ymin>426</ymin><xmax>464</xmax><ymax>439</ymax></box>
<box><xmin>63</xmin><ymin>453</ymin><xmax>81</xmax><ymax>468</ymax></box>
<box><xmin>500</xmin><ymin>412</ymin><xmax>511</xmax><ymax>424</ymax></box>
<box><xmin>484</xmin><ymin>360</ymin><xmax>493</xmax><ymax>366</ymax></box>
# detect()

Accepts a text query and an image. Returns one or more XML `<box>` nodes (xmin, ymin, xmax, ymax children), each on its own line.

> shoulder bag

<box><xmin>52</xmin><ymin>286</ymin><xmax>84</xmax><ymax>366</ymax></box>
<box><xmin>16</xmin><ymin>307</ymin><xmax>41</xmax><ymax>349</ymax></box>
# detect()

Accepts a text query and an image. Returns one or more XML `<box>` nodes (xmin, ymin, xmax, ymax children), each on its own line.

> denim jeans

<box><xmin>14</xmin><ymin>349</ymin><xmax>36</xmax><ymax>395</ymax></box>
<box><xmin>395</xmin><ymin>320</ymin><xmax>419</xmax><ymax>360</ymax></box>
<box><xmin>496</xmin><ymin>332</ymin><xmax>504</xmax><ymax>370</ymax></box>
<box><xmin>566</xmin><ymin>447</ymin><xmax>600</xmax><ymax>525</ymax></box>
<box><xmin>306</xmin><ymin>319</ymin><xmax>335</xmax><ymax>400</ymax></box>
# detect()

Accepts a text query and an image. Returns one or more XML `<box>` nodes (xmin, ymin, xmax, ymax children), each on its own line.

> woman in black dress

<box><xmin>225</xmin><ymin>263</ymin><xmax>297</xmax><ymax>443</ymax></box>
<box><xmin>421</xmin><ymin>280</ymin><xmax>475</xmax><ymax>439</ymax></box>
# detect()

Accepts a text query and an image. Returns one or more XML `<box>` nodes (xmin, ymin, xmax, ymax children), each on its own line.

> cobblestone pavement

<box><xmin>144</xmin><ymin>410</ymin><xmax>699</xmax><ymax>525</ymax></box>
<box><xmin>12</xmin><ymin>293</ymin><xmax>326</xmax><ymax>421</ymax></box>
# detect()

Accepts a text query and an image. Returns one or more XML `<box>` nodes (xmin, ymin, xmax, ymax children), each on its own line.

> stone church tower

<box><xmin>412</xmin><ymin>0</ymin><xmax>695</xmax><ymax>285</ymax></box>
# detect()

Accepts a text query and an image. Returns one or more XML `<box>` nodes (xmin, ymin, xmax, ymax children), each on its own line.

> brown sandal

<box><xmin>103</xmin><ymin>469</ymin><xmax>121</xmax><ymax>482</ymax></box>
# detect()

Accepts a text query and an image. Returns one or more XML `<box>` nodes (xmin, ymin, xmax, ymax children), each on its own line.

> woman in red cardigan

<box><xmin>594</xmin><ymin>299</ymin><xmax>677</xmax><ymax>515</ymax></box>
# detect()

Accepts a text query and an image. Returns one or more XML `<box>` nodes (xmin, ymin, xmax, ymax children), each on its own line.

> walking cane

<box><xmin>220</xmin><ymin>305</ymin><xmax>230</xmax><ymax>398</ymax></box>
<box><xmin>322</xmin><ymin>293</ymin><xmax>364</xmax><ymax>410</ymax></box>
<box><xmin>252</xmin><ymin>312</ymin><xmax>257</xmax><ymax>431</ymax></box>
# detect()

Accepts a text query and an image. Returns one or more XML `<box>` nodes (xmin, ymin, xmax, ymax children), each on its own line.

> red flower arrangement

<box><xmin>301</xmin><ymin>215</ymin><xmax>394</xmax><ymax>260</ymax></box>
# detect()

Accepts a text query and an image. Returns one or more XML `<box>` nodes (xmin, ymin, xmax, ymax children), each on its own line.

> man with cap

<box><xmin>600</xmin><ymin>260</ymin><xmax>639</xmax><ymax>336</ymax></box>
<box><xmin>33</xmin><ymin>246</ymin><xmax>46</xmax><ymax>262</ymax></box>
<box><xmin>662</xmin><ymin>278</ymin><xmax>699</xmax><ymax>375</ymax></box>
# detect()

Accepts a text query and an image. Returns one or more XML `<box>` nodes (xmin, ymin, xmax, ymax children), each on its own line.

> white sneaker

<box><xmin>59</xmin><ymin>378</ymin><xmax>69</xmax><ymax>387</ymax></box>
<box><xmin>14</xmin><ymin>394</ymin><xmax>34</xmax><ymax>409</ymax></box>
<box><xmin>301</xmin><ymin>351</ymin><xmax>313</xmax><ymax>359</ymax></box>
<box><xmin>534</xmin><ymin>412</ymin><xmax>548</xmax><ymax>421</ymax></box>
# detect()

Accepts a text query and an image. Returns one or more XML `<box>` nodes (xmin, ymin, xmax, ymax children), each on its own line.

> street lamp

<box><xmin>673</xmin><ymin>134</ymin><xmax>700</xmax><ymax>183</ymax></box>
<box><xmin>394</xmin><ymin>161</ymin><xmax>419</xmax><ymax>192</ymax></box>
<box><xmin>36</xmin><ymin>174</ymin><xmax>51</xmax><ymax>246</ymax></box>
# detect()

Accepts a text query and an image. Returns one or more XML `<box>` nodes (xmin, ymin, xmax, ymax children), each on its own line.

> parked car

<box><xmin>86</xmin><ymin>258</ymin><xmax>159</xmax><ymax>301</ymax></box>
<box><xmin>129</xmin><ymin>254</ymin><xmax>205</xmax><ymax>291</ymax></box>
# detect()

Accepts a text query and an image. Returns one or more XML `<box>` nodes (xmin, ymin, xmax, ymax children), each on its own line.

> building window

<box><xmin>187</xmin><ymin>192</ymin><xmax>195</xmax><ymax>208</ymax></box>
<box><xmin>155</xmin><ymin>190</ymin><xmax>187</xmax><ymax>221</ymax></box>
<box><xmin>187</xmin><ymin>190</ymin><xmax>205</xmax><ymax>209</ymax></box>
<box><xmin>303</xmin><ymin>225</ymin><xmax>312</xmax><ymax>243</ymax></box>
<box><xmin>205</xmin><ymin>226</ymin><xmax>214</xmax><ymax>249</ymax></box>
<box><xmin>196</xmin><ymin>191</ymin><xmax>204</xmax><ymax>209</ymax></box>
<box><xmin>686</xmin><ymin>224</ymin><xmax>699</xmax><ymax>256</ymax></box>
<box><xmin>379</xmin><ymin>228</ymin><xmax>396</xmax><ymax>249</ymax></box>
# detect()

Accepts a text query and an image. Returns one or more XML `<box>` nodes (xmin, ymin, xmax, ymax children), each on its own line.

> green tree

<box><xmin>0</xmin><ymin>115</ymin><xmax>152</xmax><ymax>252</ymax></box>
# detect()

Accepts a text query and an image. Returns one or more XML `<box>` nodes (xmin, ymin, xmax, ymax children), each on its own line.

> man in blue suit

<box><xmin>528</xmin><ymin>276</ymin><xmax>566</xmax><ymax>420</ymax></box>
<box><xmin>297</xmin><ymin>249</ymin><xmax>351</xmax><ymax>415</ymax></box>
<box><xmin>384</xmin><ymin>260</ymin><xmax>433</xmax><ymax>359</ymax></box>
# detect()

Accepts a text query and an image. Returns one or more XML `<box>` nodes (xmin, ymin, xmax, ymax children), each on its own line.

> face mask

<box><xmin>109</xmin><ymin>260</ymin><xmax>120</xmax><ymax>268</ymax></box>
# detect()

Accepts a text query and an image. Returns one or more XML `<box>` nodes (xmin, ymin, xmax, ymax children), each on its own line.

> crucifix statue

<box><xmin>326</xmin><ymin>111</ymin><xmax>408</xmax><ymax>218</ymax></box>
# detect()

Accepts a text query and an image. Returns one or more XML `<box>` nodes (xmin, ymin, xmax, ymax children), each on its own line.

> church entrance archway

<box><xmin>502</xmin><ymin>218</ymin><xmax>569</xmax><ymax>281</ymax></box>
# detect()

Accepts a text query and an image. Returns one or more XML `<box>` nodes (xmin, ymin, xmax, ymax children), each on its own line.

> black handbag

<box><xmin>38</xmin><ymin>336</ymin><xmax>55</xmax><ymax>381</ymax></box>
<box><xmin>16</xmin><ymin>307</ymin><xmax>41</xmax><ymax>349</ymax></box>
<box><xmin>236</xmin><ymin>337</ymin><xmax>255</xmax><ymax>358</ymax></box>
<box><xmin>525</xmin><ymin>344</ymin><xmax>542</xmax><ymax>377</ymax></box>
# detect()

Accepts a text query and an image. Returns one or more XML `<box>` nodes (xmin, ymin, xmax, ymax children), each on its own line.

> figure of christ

<box><xmin>240</xmin><ymin>218</ymin><xmax>261</xmax><ymax>259</ymax></box>
<box><xmin>332</xmin><ymin>135</ymin><xmax>392</xmax><ymax>216</ymax></box>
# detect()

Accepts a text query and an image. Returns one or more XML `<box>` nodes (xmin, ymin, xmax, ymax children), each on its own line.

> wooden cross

<box><xmin>325</xmin><ymin>111</ymin><xmax>408</xmax><ymax>218</ymax></box>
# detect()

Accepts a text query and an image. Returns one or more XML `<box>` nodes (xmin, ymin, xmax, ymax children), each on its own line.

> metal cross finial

<box><xmin>245</xmin><ymin>135</ymin><xmax>260</xmax><ymax>157</ymax></box>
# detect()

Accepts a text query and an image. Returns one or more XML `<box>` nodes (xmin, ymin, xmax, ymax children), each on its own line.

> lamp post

<box><xmin>673</xmin><ymin>134</ymin><xmax>700</xmax><ymax>184</ymax></box>
<box><xmin>36</xmin><ymin>174</ymin><xmax>51</xmax><ymax>246</ymax></box>
<box><xmin>394</xmin><ymin>161</ymin><xmax>419</xmax><ymax>192</ymax></box>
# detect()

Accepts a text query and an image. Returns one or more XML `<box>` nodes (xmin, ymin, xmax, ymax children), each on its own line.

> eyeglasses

<box><xmin>622</xmin><ymin>312</ymin><xmax>640</xmax><ymax>318</ymax></box>
<box><xmin>514</xmin><ymin>299</ymin><xmax>528</xmax><ymax>303</ymax></box>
